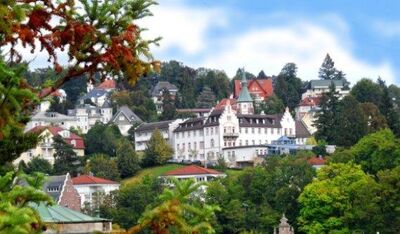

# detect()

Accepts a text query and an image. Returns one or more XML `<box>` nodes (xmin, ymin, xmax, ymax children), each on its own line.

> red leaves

<box><xmin>28</xmin><ymin>9</ymin><xmax>51</xmax><ymax>30</ymax></box>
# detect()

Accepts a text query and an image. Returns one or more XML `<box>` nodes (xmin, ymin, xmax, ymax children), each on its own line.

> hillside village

<box><xmin>2</xmin><ymin>1</ymin><xmax>400</xmax><ymax>233</ymax></box>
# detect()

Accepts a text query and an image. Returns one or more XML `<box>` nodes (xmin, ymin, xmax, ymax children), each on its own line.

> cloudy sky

<box><xmin>26</xmin><ymin>0</ymin><xmax>400</xmax><ymax>85</ymax></box>
<box><xmin>138</xmin><ymin>0</ymin><xmax>400</xmax><ymax>85</ymax></box>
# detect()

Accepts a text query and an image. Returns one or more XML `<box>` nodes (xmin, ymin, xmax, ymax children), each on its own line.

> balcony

<box><xmin>223</xmin><ymin>132</ymin><xmax>239</xmax><ymax>138</ymax></box>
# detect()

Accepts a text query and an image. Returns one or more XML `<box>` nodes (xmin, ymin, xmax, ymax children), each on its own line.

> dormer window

<box><xmin>47</xmin><ymin>186</ymin><xmax>59</xmax><ymax>192</ymax></box>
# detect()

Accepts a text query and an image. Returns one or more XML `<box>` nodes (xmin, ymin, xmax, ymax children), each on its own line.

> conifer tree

<box><xmin>160</xmin><ymin>89</ymin><xmax>176</xmax><ymax>120</ymax></box>
<box><xmin>319</xmin><ymin>53</ymin><xmax>346</xmax><ymax>80</ymax></box>
<box><xmin>53</xmin><ymin>135</ymin><xmax>80</xmax><ymax>176</ymax></box>
<box><xmin>274</xmin><ymin>63</ymin><xmax>303</xmax><ymax>110</ymax></box>
<box><xmin>196</xmin><ymin>86</ymin><xmax>216</xmax><ymax>108</ymax></box>
<box><xmin>314</xmin><ymin>83</ymin><xmax>340</xmax><ymax>143</ymax></box>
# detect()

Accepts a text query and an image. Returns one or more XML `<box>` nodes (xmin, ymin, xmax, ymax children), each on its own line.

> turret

<box><xmin>236</xmin><ymin>68</ymin><xmax>254</xmax><ymax>114</ymax></box>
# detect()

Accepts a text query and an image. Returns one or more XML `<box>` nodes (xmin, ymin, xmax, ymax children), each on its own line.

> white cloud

<box><xmin>203</xmin><ymin>22</ymin><xmax>395</xmax><ymax>85</ymax></box>
<box><xmin>139</xmin><ymin>1</ymin><xmax>228</xmax><ymax>55</ymax></box>
<box><xmin>372</xmin><ymin>20</ymin><xmax>400</xmax><ymax>38</ymax></box>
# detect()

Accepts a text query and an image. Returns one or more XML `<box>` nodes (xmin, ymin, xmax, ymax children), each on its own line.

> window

<box><xmin>265</xmin><ymin>128</ymin><xmax>268</xmax><ymax>134</ymax></box>
<box><xmin>228</xmin><ymin>151</ymin><xmax>231</xmax><ymax>157</ymax></box>
<box><xmin>188</xmin><ymin>143</ymin><xmax>191</xmax><ymax>150</ymax></box>
<box><xmin>239</xmin><ymin>140</ymin><xmax>242</xmax><ymax>146</ymax></box>
<box><xmin>211</xmin><ymin>139</ymin><xmax>215</xmax><ymax>147</ymax></box>
<box><xmin>211</xmin><ymin>128</ymin><xmax>214</xmax><ymax>135</ymax></box>
<box><xmin>200</xmin><ymin>141</ymin><xmax>204</xmax><ymax>149</ymax></box>
<box><xmin>246</xmin><ymin>140</ymin><xmax>249</xmax><ymax>146</ymax></box>
<box><xmin>252</xmin><ymin>128</ymin><xmax>255</xmax><ymax>134</ymax></box>
<box><xmin>194</xmin><ymin>142</ymin><xmax>197</xmax><ymax>149</ymax></box>
<box><xmin>245</xmin><ymin>128</ymin><xmax>248</xmax><ymax>134</ymax></box>
<box><xmin>194</xmin><ymin>130</ymin><xmax>197</xmax><ymax>137</ymax></box>
<box><xmin>252</xmin><ymin>140</ymin><xmax>255</xmax><ymax>145</ymax></box>
<box><xmin>182</xmin><ymin>143</ymin><xmax>185</xmax><ymax>150</ymax></box>
<box><xmin>206</xmin><ymin>128</ymin><xmax>209</xmax><ymax>135</ymax></box>
<box><xmin>256</xmin><ymin>149</ymin><xmax>259</xmax><ymax>155</ymax></box>
<box><xmin>176</xmin><ymin>133</ymin><xmax>179</xmax><ymax>139</ymax></box>
<box><xmin>47</xmin><ymin>186</ymin><xmax>59</xmax><ymax>192</ymax></box>
<box><xmin>258</xmin><ymin>128</ymin><xmax>261</xmax><ymax>133</ymax></box>
<box><xmin>119</xmin><ymin>115</ymin><xmax>124</xmax><ymax>121</ymax></box>
<box><xmin>232</xmin><ymin>151</ymin><xmax>235</xmax><ymax>157</ymax></box>
<box><xmin>177</xmin><ymin>144</ymin><xmax>180</xmax><ymax>149</ymax></box>
<box><xmin>259</xmin><ymin>140</ymin><xmax>262</xmax><ymax>145</ymax></box>
<box><xmin>227</xmin><ymin>115</ymin><xmax>231</xmax><ymax>121</ymax></box>
<box><xmin>272</xmin><ymin>128</ymin><xmax>275</xmax><ymax>134</ymax></box>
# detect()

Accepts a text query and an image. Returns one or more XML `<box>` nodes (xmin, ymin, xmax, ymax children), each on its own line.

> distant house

<box><xmin>81</xmin><ymin>88</ymin><xmax>109</xmax><ymax>107</ymax></box>
<box><xmin>67</xmin><ymin>101</ymin><xmax>113</xmax><ymax>133</ymax></box>
<box><xmin>26</xmin><ymin>111</ymin><xmax>78</xmax><ymax>132</ymax></box>
<box><xmin>151</xmin><ymin>81</ymin><xmax>178</xmax><ymax>113</ymax></box>
<box><xmin>38</xmin><ymin>88</ymin><xmax>67</xmax><ymax>112</ymax></box>
<box><xmin>111</xmin><ymin>105</ymin><xmax>143</xmax><ymax>136</ymax></box>
<box><xmin>42</xmin><ymin>173</ymin><xmax>81</xmax><ymax>211</ymax></box>
<box><xmin>307</xmin><ymin>156</ymin><xmax>326</xmax><ymax>170</ymax></box>
<box><xmin>162</xmin><ymin>165</ymin><xmax>226</xmax><ymax>182</ymax></box>
<box><xmin>295</xmin><ymin>120</ymin><xmax>312</xmax><ymax>145</ymax></box>
<box><xmin>87</xmin><ymin>77</ymin><xmax>116</xmax><ymax>93</ymax></box>
<box><xmin>16</xmin><ymin>126</ymin><xmax>85</xmax><ymax>165</ymax></box>
<box><xmin>176</xmin><ymin>108</ymin><xmax>211</xmax><ymax>117</ymax></box>
<box><xmin>31</xmin><ymin>203</ymin><xmax>112</xmax><ymax>233</ymax></box>
<box><xmin>72</xmin><ymin>175</ymin><xmax>120</xmax><ymax>208</ymax></box>
<box><xmin>134</xmin><ymin>119</ymin><xmax>184</xmax><ymax>151</ymax></box>
<box><xmin>302</xmin><ymin>79</ymin><xmax>349</xmax><ymax>100</ymax></box>
<box><xmin>233</xmin><ymin>78</ymin><xmax>273</xmax><ymax>102</ymax></box>
<box><xmin>267</xmin><ymin>136</ymin><xmax>313</xmax><ymax>155</ymax></box>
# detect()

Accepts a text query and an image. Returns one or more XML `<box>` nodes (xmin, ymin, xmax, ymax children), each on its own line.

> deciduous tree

<box><xmin>142</xmin><ymin>129</ymin><xmax>174</xmax><ymax>167</ymax></box>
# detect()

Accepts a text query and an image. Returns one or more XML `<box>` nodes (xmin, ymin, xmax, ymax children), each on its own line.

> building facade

<box><xmin>111</xmin><ymin>105</ymin><xmax>143</xmax><ymax>136</ymax></box>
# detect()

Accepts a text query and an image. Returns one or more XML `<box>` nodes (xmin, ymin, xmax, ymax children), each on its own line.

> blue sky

<box><xmin>26</xmin><ymin>0</ymin><xmax>400</xmax><ymax>85</ymax></box>
<box><xmin>139</xmin><ymin>0</ymin><xmax>400</xmax><ymax>85</ymax></box>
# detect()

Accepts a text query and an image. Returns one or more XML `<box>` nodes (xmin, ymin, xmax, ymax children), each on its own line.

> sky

<box><xmin>26</xmin><ymin>0</ymin><xmax>400</xmax><ymax>85</ymax></box>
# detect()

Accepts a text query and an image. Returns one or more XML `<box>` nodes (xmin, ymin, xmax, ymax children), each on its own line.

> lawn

<box><xmin>122</xmin><ymin>164</ymin><xmax>184</xmax><ymax>186</ymax></box>
<box><xmin>122</xmin><ymin>164</ymin><xmax>244</xmax><ymax>187</ymax></box>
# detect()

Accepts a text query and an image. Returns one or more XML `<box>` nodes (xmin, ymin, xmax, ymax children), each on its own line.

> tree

<box><xmin>84</xmin><ymin>123</ymin><xmax>123</xmax><ymax>156</ymax></box>
<box><xmin>351</xmin><ymin>78</ymin><xmax>383</xmax><ymax>107</ymax></box>
<box><xmin>298</xmin><ymin>163</ymin><xmax>380</xmax><ymax>233</ymax></box>
<box><xmin>0</xmin><ymin>172</ymin><xmax>53</xmax><ymax>233</ymax></box>
<box><xmin>312</xmin><ymin>140</ymin><xmax>327</xmax><ymax>156</ymax></box>
<box><xmin>314</xmin><ymin>83</ymin><xmax>340</xmax><ymax>143</ymax></box>
<box><xmin>380</xmin><ymin>81</ymin><xmax>400</xmax><ymax>137</ymax></box>
<box><xmin>116</xmin><ymin>139</ymin><xmax>141</xmax><ymax>178</ymax></box>
<box><xmin>257</xmin><ymin>70</ymin><xmax>267</xmax><ymax>79</ymax></box>
<box><xmin>85</xmin><ymin>154</ymin><xmax>120</xmax><ymax>181</ymax></box>
<box><xmin>256</xmin><ymin>94</ymin><xmax>285</xmax><ymax>115</ymax></box>
<box><xmin>196</xmin><ymin>86</ymin><xmax>216</xmax><ymax>108</ymax></box>
<box><xmin>360</xmin><ymin>102</ymin><xmax>388</xmax><ymax>133</ymax></box>
<box><xmin>142</xmin><ymin>129</ymin><xmax>174</xmax><ymax>167</ymax></box>
<box><xmin>274</xmin><ymin>63</ymin><xmax>303</xmax><ymax>110</ymax></box>
<box><xmin>376</xmin><ymin>166</ymin><xmax>400</xmax><ymax>233</ymax></box>
<box><xmin>318</xmin><ymin>53</ymin><xmax>344</xmax><ymax>80</ymax></box>
<box><xmin>25</xmin><ymin>157</ymin><xmax>53</xmax><ymax>175</ymax></box>
<box><xmin>128</xmin><ymin>178</ymin><xmax>220</xmax><ymax>234</ymax></box>
<box><xmin>52</xmin><ymin>135</ymin><xmax>80</xmax><ymax>176</ymax></box>
<box><xmin>335</xmin><ymin>95</ymin><xmax>368</xmax><ymax>147</ymax></box>
<box><xmin>160</xmin><ymin>89</ymin><xmax>176</xmax><ymax>120</ymax></box>
<box><xmin>105</xmin><ymin>176</ymin><xmax>163</xmax><ymax>229</ymax></box>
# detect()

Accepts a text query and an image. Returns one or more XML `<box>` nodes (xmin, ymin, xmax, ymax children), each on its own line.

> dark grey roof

<box><xmin>111</xmin><ymin>105</ymin><xmax>142</xmax><ymax>123</ymax></box>
<box><xmin>204</xmin><ymin>109</ymin><xmax>223</xmax><ymax>127</ymax></box>
<box><xmin>174</xmin><ymin>117</ymin><xmax>205</xmax><ymax>132</ymax></box>
<box><xmin>43</xmin><ymin>175</ymin><xmax>67</xmax><ymax>203</ymax></box>
<box><xmin>151</xmin><ymin>81</ymin><xmax>178</xmax><ymax>96</ymax></box>
<box><xmin>135</xmin><ymin>120</ymin><xmax>174</xmax><ymax>132</ymax></box>
<box><xmin>310</xmin><ymin>79</ymin><xmax>344</xmax><ymax>89</ymax></box>
<box><xmin>295</xmin><ymin>120</ymin><xmax>311</xmax><ymax>138</ymax></box>
<box><xmin>82</xmin><ymin>88</ymin><xmax>108</xmax><ymax>100</ymax></box>
<box><xmin>101</xmin><ymin>100</ymin><xmax>112</xmax><ymax>108</ymax></box>
<box><xmin>237</xmin><ymin>114</ymin><xmax>282</xmax><ymax>128</ymax></box>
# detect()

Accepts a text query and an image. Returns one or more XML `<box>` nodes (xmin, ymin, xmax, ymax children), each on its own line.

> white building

<box><xmin>67</xmin><ymin>101</ymin><xmax>113</xmax><ymax>133</ymax></box>
<box><xmin>111</xmin><ymin>105</ymin><xmax>142</xmax><ymax>136</ymax></box>
<box><xmin>26</xmin><ymin>111</ymin><xmax>79</xmax><ymax>132</ymax></box>
<box><xmin>172</xmin><ymin>74</ymin><xmax>298</xmax><ymax>167</ymax></box>
<box><xmin>301</xmin><ymin>79</ymin><xmax>349</xmax><ymax>100</ymax></box>
<box><xmin>72</xmin><ymin>175</ymin><xmax>120</xmax><ymax>208</ymax></box>
<box><xmin>134</xmin><ymin>119</ymin><xmax>184</xmax><ymax>151</ymax></box>
<box><xmin>16</xmin><ymin>126</ymin><xmax>85</xmax><ymax>165</ymax></box>
<box><xmin>162</xmin><ymin>165</ymin><xmax>226</xmax><ymax>183</ymax></box>
<box><xmin>151</xmin><ymin>81</ymin><xmax>178</xmax><ymax>113</ymax></box>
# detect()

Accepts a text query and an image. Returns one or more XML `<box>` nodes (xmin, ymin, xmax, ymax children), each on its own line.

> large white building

<box><xmin>301</xmin><ymin>79</ymin><xmax>349</xmax><ymax>100</ymax></box>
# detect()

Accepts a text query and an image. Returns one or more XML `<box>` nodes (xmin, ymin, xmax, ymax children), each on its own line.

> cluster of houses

<box><xmin>18</xmin><ymin>70</ymin><xmax>343</xmax><ymax>169</ymax></box>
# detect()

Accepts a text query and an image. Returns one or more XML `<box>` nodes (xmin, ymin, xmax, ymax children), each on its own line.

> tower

<box><xmin>237</xmin><ymin>68</ymin><xmax>254</xmax><ymax>114</ymax></box>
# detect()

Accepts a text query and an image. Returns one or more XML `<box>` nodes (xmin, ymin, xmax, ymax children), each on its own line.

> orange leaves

<box><xmin>28</xmin><ymin>9</ymin><xmax>51</xmax><ymax>30</ymax></box>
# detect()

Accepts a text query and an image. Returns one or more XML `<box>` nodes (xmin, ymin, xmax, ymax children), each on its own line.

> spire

<box><xmin>241</xmin><ymin>67</ymin><xmax>247</xmax><ymax>85</ymax></box>
<box><xmin>237</xmin><ymin>68</ymin><xmax>253</xmax><ymax>103</ymax></box>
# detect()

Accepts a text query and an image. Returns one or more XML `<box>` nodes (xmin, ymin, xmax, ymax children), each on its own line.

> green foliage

<box><xmin>25</xmin><ymin>157</ymin><xmax>53</xmax><ymax>175</ymax></box>
<box><xmin>360</xmin><ymin>102</ymin><xmax>388</xmax><ymax>133</ymax></box>
<box><xmin>84</xmin><ymin>123</ymin><xmax>123</xmax><ymax>156</ymax></box>
<box><xmin>142</xmin><ymin>129</ymin><xmax>174</xmax><ymax>167</ymax></box>
<box><xmin>0</xmin><ymin>172</ymin><xmax>53</xmax><ymax>233</ymax></box>
<box><xmin>106</xmin><ymin>176</ymin><xmax>163</xmax><ymax>229</ymax></box>
<box><xmin>129</xmin><ymin>178</ymin><xmax>220</xmax><ymax>234</ymax></box>
<box><xmin>335</xmin><ymin>95</ymin><xmax>368</xmax><ymax>147</ymax></box>
<box><xmin>85</xmin><ymin>154</ymin><xmax>120</xmax><ymax>181</ymax></box>
<box><xmin>160</xmin><ymin>89</ymin><xmax>176</xmax><ymax>120</ymax></box>
<box><xmin>52</xmin><ymin>135</ymin><xmax>80</xmax><ymax>176</ymax></box>
<box><xmin>312</xmin><ymin>140</ymin><xmax>327</xmax><ymax>156</ymax></box>
<box><xmin>47</xmin><ymin>97</ymin><xmax>74</xmax><ymax>115</ymax></box>
<box><xmin>206</xmin><ymin>156</ymin><xmax>315</xmax><ymax>233</ymax></box>
<box><xmin>274</xmin><ymin>63</ymin><xmax>303</xmax><ymax>110</ymax></box>
<box><xmin>0</xmin><ymin>126</ymin><xmax>39</xmax><ymax>165</ymax></box>
<box><xmin>256</xmin><ymin>94</ymin><xmax>285</xmax><ymax>115</ymax></box>
<box><xmin>351</xmin><ymin>78</ymin><xmax>383</xmax><ymax>107</ymax></box>
<box><xmin>196</xmin><ymin>86</ymin><xmax>216</xmax><ymax>108</ymax></box>
<box><xmin>298</xmin><ymin>163</ymin><xmax>380</xmax><ymax>233</ymax></box>
<box><xmin>318</xmin><ymin>53</ymin><xmax>346</xmax><ymax>80</ymax></box>
<box><xmin>116</xmin><ymin>139</ymin><xmax>141</xmax><ymax>178</ymax></box>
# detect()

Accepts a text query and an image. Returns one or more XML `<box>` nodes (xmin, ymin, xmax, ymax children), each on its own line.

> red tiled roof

<box><xmin>39</xmin><ymin>88</ymin><xmax>64</xmax><ymax>97</ymax></box>
<box><xmin>72</xmin><ymin>175</ymin><xmax>119</xmax><ymax>185</ymax></box>
<box><xmin>215</xmin><ymin>98</ymin><xmax>237</xmax><ymax>110</ymax></box>
<box><xmin>307</xmin><ymin>156</ymin><xmax>326</xmax><ymax>165</ymax></box>
<box><xmin>97</xmin><ymin>79</ymin><xmax>116</xmax><ymax>89</ymax></box>
<box><xmin>164</xmin><ymin>165</ymin><xmax>223</xmax><ymax>176</ymax></box>
<box><xmin>299</xmin><ymin>97</ymin><xmax>321</xmax><ymax>106</ymax></box>
<box><xmin>234</xmin><ymin>79</ymin><xmax>273</xmax><ymax>99</ymax></box>
<box><xmin>28</xmin><ymin>126</ymin><xmax>85</xmax><ymax>149</ymax></box>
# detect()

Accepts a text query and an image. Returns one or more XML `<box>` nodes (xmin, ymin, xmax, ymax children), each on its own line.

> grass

<box><xmin>122</xmin><ymin>163</ymin><xmax>244</xmax><ymax>187</ymax></box>
<box><xmin>122</xmin><ymin>164</ymin><xmax>185</xmax><ymax>186</ymax></box>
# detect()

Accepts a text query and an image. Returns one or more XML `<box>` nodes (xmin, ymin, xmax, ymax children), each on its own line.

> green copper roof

<box><xmin>30</xmin><ymin>203</ymin><xmax>109</xmax><ymax>223</ymax></box>
<box><xmin>237</xmin><ymin>85</ymin><xmax>253</xmax><ymax>103</ymax></box>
